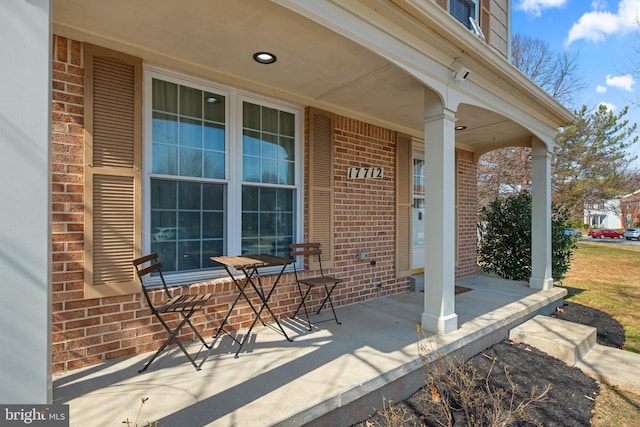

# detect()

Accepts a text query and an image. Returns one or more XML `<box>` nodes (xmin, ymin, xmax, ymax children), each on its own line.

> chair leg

<box><xmin>139</xmin><ymin>311</ymin><xmax>202</xmax><ymax>373</ymax></box>
<box><xmin>292</xmin><ymin>284</ymin><xmax>313</xmax><ymax>331</ymax></box>
<box><xmin>317</xmin><ymin>283</ymin><xmax>341</xmax><ymax>325</ymax></box>
<box><xmin>184</xmin><ymin>317</ymin><xmax>211</xmax><ymax>349</ymax></box>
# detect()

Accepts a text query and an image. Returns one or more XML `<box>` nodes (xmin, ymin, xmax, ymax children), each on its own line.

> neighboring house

<box><xmin>1</xmin><ymin>0</ymin><xmax>573</xmax><ymax>403</ymax></box>
<box><xmin>621</xmin><ymin>190</ymin><xmax>640</xmax><ymax>227</ymax></box>
<box><xmin>584</xmin><ymin>200</ymin><xmax>622</xmax><ymax>229</ymax></box>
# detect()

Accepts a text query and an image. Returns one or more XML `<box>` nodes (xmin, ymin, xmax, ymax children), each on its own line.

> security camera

<box><xmin>453</xmin><ymin>67</ymin><xmax>470</xmax><ymax>81</ymax></box>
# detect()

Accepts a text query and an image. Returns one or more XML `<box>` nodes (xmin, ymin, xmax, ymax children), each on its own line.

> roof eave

<box><xmin>389</xmin><ymin>0</ymin><xmax>575</xmax><ymax>127</ymax></box>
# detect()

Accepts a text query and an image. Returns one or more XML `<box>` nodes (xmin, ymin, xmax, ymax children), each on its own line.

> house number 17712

<box><xmin>347</xmin><ymin>167</ymin><xmax>383</xmax><ymax>179</ymax></box>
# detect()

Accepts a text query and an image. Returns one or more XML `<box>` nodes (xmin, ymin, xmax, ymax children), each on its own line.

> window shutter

<box><xmin>84</xmin><ymin>44</ymin><xmax>142</xmax><ymax>298</ymax></box>
<box><xmin>396</xmin><ymin>132</ymin><xmax>412</xmax><ymax>277</ymax></box>
<box><xmin>480</xmin><ymin>0</ymin><xmax>490</xmax><ymax>42</ymax></box>
<box><xmin>307</xmin><ymin>108</ymin><xmax>335</xmax><ymax>270</ymax></box>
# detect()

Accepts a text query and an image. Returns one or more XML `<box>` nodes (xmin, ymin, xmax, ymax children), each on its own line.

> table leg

<box><xmin>233</xmin><ymin>265</ymin><xmax>292</xmax><ymax>358</ymax></box>
<box><xmin>249</xmin><ymin>265</ymin><xmax>292</xmax><ymax>342</ymax></box>
<box><xmin>212</xmin><ymin>266</ymin><xmax>260</xmax><ymax>346</ymax></box>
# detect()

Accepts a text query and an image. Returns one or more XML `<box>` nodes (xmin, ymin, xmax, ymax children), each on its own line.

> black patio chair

<box><xmin>132</xmin><ymin>253</ymin><xmax>212</xmax><ymax>373</ymax></box>
<box><xmin>289</xmin><ymin>243</ymin><xmax>342</xmax><ymax>330</ymax></box>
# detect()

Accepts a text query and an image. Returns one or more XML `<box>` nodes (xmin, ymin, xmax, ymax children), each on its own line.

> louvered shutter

<box><xmin>308</xmin><ymin>108</ymin><xmax>335</xmax><ymax>270</ymax></box>
<box><xmin>84</xmin><ymin>44</ymin><xmax>142</xmax><ymax>298</ymax></box>
<box><xmin>396</xmin><ymin>133</ymin><xmax>412</xmax><ymax>277</ymax></box>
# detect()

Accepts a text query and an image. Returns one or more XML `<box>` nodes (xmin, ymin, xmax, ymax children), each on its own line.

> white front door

<box><xmin>411</xmin><ymin>150</ymin><xmax>425</xmax><ymax>271</ymax></box>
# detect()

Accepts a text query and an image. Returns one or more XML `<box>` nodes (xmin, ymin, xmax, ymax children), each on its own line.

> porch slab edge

<box><xmin>282</xmin><ymin>287</ymin><xmax>567</xmax><ymax>426</ymax></box>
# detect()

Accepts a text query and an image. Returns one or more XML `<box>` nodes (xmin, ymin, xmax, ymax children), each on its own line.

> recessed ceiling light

<box><xmin>455</xmin><ymin>125</ymin><xmax>467</xmax><ymax>131</ymax></box>
<box><xmin>253</xmin><ymin>52</ymin><xmax>277</xmax><ymax>64</ymax></box>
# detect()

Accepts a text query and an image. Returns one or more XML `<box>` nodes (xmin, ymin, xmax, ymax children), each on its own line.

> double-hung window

<box><xmin>145</xmin><ymin>69</ymin><xmax>301</xmax><ymax>280</ymax></box>
<box><xmin>450</xmin><ymin>0</ymin><xmax>477</xmax><ymax>29</ymax></box>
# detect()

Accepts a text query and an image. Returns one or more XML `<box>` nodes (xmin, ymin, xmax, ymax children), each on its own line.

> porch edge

<box><xmin>282</xmin><ymin>287</ymin><xmax>566</xmax><ymax>426</ymax></box>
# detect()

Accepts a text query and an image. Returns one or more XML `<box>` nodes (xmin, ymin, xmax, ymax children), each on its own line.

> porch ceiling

<box><xmin>53</xmin><ymin>0</ymin><xmax>533</xmax><ymax>152</ymax></box>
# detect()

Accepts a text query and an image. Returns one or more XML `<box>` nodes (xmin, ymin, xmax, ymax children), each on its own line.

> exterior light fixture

<box><xmin>455</xmin><ymin>125</ymin><xmax>467</xmax><ymax>131</ymax></box>
<box><xmin>253</xmin><ymin>52</ymin><xmax>277</xmax><ymax>64</ymax></box>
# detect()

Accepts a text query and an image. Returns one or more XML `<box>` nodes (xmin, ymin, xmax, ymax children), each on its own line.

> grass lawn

<box><xmin>558</xmin><ymin>240</ymin><xmax>640</xmax><ymax>426</ymax></box>
<box><xmin>560</xmin><ymin>241</ymin><xmax>640</xmax><ymax>353</ymax></box>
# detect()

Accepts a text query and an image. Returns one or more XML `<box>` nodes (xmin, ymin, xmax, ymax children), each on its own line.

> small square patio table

<box><xmin>211</xmin><ymin>254</ymin><xmax>294</xmax><ymax>358</ymax></box>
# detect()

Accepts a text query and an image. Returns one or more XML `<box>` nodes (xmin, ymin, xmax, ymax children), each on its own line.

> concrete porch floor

<box><xmin>52</xmin><ymin>276</ymin><xmax>566</xmax><ymax>426</ymax></box>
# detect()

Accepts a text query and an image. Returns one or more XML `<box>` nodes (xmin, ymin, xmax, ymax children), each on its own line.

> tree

<box><xmin>631</xmin><ymin>24</ymin><xmax>640</xmax><ymax>109</ymax></box>
<box><xmin>511</xmin><ymin>34</ymin><xmax>586</xmax><ymax>108</ymax></box>
<box><xmin>477</xmin><ymin>34</ymin><xmax>586</xmax><ymax>210</ymax></box>
<box><xmin>553</xmin><ymin>104</ymin><xmax>638</xmax><ymax>219</ymax></box>
<box><xmin>478</xmin><ymin>34</ymin><xmax>639</xmax><ymax>219</ymax></box>
<box><xmin>477</xmin><ymin>147</ymin><xmax>531</xmax><ymax>208</ymax></box>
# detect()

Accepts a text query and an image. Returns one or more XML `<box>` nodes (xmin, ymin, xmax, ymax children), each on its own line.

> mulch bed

<box><xmin>552</xmin><ymin>301</ymin><xmax>626</xmax><ymax>349</ymax></box>
<box><xmin>357</xmin><ymin>302</ymin><xmax>625</xmax><ymax>426</ymax></box>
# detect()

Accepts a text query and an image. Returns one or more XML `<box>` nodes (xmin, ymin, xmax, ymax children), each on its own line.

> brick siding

<box><xmin>621</xmin><ymin>192</ymin><xmax>640</xmax><ymax>228</ymax></box>
<box><xmin>456</xmin><ymin>149</ymin><xmax>479</xmax><ymax>278</ymax></box>
<box><xmin>50</xmin><ymin>35</ymin><xmax>478</xmax><ymax>372</ymax></box>
<box><xmin>333</xmin><ymin>116</ymin><xmax>410</xmax><ymax>301</ymax></box>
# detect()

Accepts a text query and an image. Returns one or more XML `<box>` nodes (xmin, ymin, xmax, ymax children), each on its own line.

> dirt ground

<box><xmin>357</xmin><ymin>302</ymin><xmax>627</xmax><ymax>426</ymax></box>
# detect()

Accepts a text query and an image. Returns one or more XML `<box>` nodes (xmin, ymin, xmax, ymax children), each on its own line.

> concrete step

<box><xmin>509</xmin><ymin>315</ymin><xmax>596</xmax><ymax>366</ymax></box>
<box><xmin>577</xmin><ymin>344</ymin><xmax>640</xmax><ymax>395</ymax></box>
<box><xmin>510</xmin><ymin>315</ymin><xmax>640</xmax><ymax>395</ymax></box>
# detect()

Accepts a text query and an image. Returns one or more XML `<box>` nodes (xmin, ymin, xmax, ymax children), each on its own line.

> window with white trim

<box><xmin>145</xmin><ymin>69</ymin><xmax>301</xmax><ymax>278</ymax></box>
<box><xmin>450</xmin><ymin>0</ymin><xmax>477</xmax><ymax>29</ymax></box>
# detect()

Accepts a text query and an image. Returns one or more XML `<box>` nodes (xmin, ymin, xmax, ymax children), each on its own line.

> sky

<box><xmin>511</xmin><ymin>0</ymin><xmax>640</xmax><ymax>163</ymax></box>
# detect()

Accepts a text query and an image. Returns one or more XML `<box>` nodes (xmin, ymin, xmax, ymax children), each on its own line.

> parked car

<box><xmin>623</xmin><ymin>228</ymin><xmax>640</xmax><ymax>240</ymax></box>
<box><xmin>588</xmin><ymin>229</ymin><xmax>623</xmax><ymax>239</ymax></box>
<box><xmin>151</xmin><ymin>227</ymin><xmax>181</xmax><ymax>241</ymax></box>
<box><xmin>564</xmin><ymin>228</ymin><xmax>582</xmax><ymax>237</ymax></box>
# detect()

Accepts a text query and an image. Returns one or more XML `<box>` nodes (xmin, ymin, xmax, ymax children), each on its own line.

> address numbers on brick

<box><xmin>347</xmin><ymin>167</ymin><xmax>383</xmax><ymax>179</ymax></box>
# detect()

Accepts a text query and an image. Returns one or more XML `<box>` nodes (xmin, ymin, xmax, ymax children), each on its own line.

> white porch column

<box><xmin>0</xmin><ymin>0</ymin><xmax>52</xmax><ymax>403</ymax></box>
<box><xmin>421</xmin><ymin>100</ymin><xmax>458</xmax><ymax>334</ymax></box>
<box><xmin>529</xmin><ymin>137</ymin><xmax>553</xmax><ymax>290</ymax></box>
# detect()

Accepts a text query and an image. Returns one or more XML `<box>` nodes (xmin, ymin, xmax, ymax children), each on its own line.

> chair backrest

<box><xmin>289</xmin><ymin>243</ymin><xmax>325</xmax><ymax>276</ymax></box>
<box><xmin>132</xmin><ymin>253</ymin><xmax>173</xmax><ymax>309</ymax></box>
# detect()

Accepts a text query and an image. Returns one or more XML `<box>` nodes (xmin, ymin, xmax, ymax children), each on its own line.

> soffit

<box><xmin>52</xmin><ymin>0</ymin><xmax>543</xmax><ymax>152</ymax></box>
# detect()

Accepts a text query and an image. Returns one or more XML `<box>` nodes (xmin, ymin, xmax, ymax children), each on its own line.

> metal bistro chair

<box><xmin>132</xmin><ymin>253</ymin><xmax>212</xmax><ymax>373</ymax></box>
<box><xmin>289</xmin><ymin>243</ymin><xmax>342</xmax><ymax>331</ymax></box>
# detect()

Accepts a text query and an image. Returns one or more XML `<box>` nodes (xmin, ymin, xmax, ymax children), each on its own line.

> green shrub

<box><xmin>478</xmin><ymin>192</ymin><xmax>576</xmax><ymax>282</ymax></box>
<box><xmin>551</xmin><ymin>204</ymin><xmax>577</xmax><ymax>282</ymax></box>
<box><xmin>565</xmin><ymin>218</ymin><xmax>584</xmax><ymax>230</ymax></box>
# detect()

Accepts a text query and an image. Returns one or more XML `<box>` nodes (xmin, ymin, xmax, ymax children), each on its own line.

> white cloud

<box><xmin>606</xmin><ymin>73</ymin><xmax>636</xmax><ymax>91</ymax></box>
<box><xmin>515</xmin><ymin>0</ymin><xmax>568</xmax><ymax>17</ymax></box>
<box><xmin>596</xmin><ymin>85</ymin><xmax>608</xmax><ymax>93</ymax></box>
<box><xmin>565</xmin><ymin>0</ymin><xmax>640</xmax><ymax>45</ymax></box>
<box><xmin>597</xmin><ymin>102</ymin><xmax>617</xmax><ymax>111</ymax></box>
<box><xmin>590</xmin><ymin>0</ymin><xmax>607</xmax><ymax>9</ymax></box>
